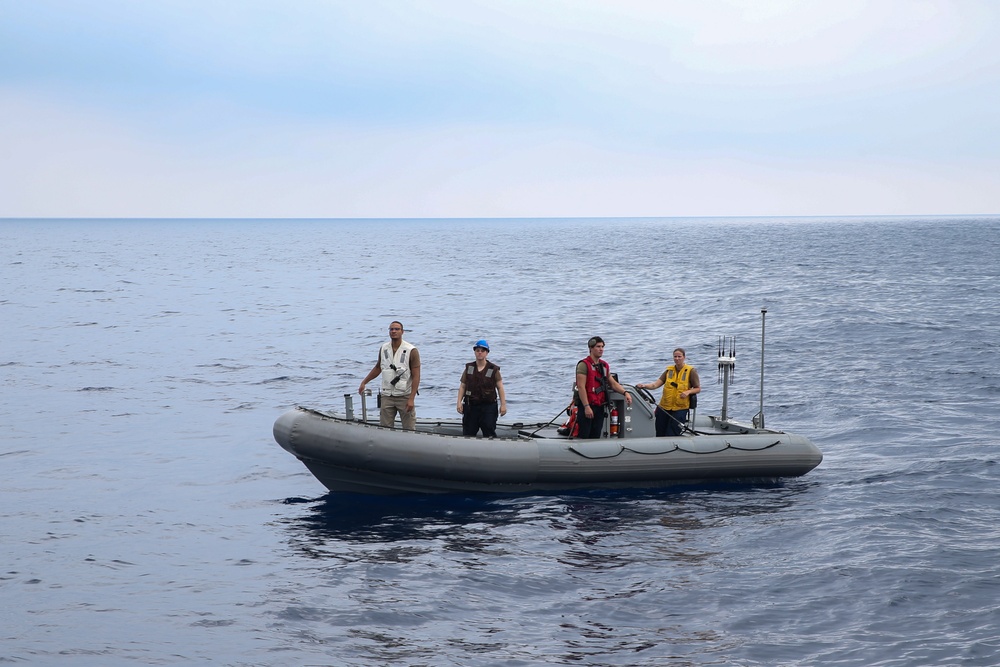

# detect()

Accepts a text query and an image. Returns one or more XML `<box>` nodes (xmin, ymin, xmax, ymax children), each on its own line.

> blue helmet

<box><xmin>473</xmin><ymin>339</ymin><xmax>490</xmax><ymax>351</ymax></box>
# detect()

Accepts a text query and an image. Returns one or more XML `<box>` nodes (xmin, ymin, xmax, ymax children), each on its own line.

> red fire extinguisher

<box><xmin>609</xmin><ymin>406</ymin><xmax>619</xmax><ymax>436</ymax></box>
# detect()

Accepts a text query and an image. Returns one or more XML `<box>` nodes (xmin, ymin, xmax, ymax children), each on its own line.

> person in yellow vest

<box><xmin>636</xmin><ymin>348</ymin><xmax>701</xmax><ymax>437</ymax></box>
<box><xmin>358</xmin><ymin>321</ymin><xmax>421</xmax><ymax>429</ymax></box>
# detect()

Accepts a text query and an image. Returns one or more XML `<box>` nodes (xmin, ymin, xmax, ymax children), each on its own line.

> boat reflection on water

<box><xmin>276</xmin><ymin>479</ymin><xmax>818</xmax><ymax>567</ymax></box>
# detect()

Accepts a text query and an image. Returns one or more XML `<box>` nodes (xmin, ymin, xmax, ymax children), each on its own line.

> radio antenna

<box><xmin>753</xmin><ymin>308</ymin><xmax>767</xmax><ymax>429</ymax></box>
<box><xmin>717</xmin><ymin>335</ymin><xmax>736</xmax><ymax>422</ymax></box>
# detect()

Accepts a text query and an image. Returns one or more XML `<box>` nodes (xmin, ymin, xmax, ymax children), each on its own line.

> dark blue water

<box><xmin>3</xmin><ymin>216</ymin><xmax>1000</xmax><ymax>665</ymax></box>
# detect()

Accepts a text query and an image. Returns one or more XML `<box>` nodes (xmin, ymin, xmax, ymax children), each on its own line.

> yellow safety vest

<box><xmin>659</xmin><ymin>364</ymin><xmax>693</xmax><ymax>411</ymax></box>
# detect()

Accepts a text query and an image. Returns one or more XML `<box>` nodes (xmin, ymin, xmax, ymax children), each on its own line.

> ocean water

<box><xmin>3</xmin><ymin>216</ymin><xmax>1000</xmax><ymax>666</ymax></box>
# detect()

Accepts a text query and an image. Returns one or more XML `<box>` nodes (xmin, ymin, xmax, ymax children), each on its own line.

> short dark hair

<box><xmin>588</xmin><ymin>336</ymin><xmax>604</xmax><ymax>349</ymax></box>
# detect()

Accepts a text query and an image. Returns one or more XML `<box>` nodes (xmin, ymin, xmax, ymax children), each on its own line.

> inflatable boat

<box><xmin>273</xmin><ymin>393</ymin><xmax>821</xmax><ymax>495</ymax></box>
<box><xmin>273</xmin><ymin>314</ymin><xmax>822</xmax><ymax>495</ymax></box>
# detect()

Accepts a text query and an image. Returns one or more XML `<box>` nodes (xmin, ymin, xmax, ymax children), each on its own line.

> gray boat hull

<box><xmin>273</xmin><ymin>403</ymin><xmax>823</xmax><ymax>495</ymax></box>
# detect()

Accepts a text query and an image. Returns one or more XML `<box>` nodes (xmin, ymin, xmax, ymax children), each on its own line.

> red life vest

<box><xmin>579</xmin><ymin>357</ymin><xmax>610</xmax><ymax>407</ymax></box>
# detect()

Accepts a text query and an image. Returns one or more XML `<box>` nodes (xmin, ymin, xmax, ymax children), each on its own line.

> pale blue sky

<box><xmin>2</xmin><ymin>0</ymin><xmax>998</xmax><ymax>217</ymax></box>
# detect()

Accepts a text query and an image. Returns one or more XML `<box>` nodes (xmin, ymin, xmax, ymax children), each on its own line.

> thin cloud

<box><xmin>1</xmin><ymin>0</ymin><xmax>998</xmax><ymax>217</ymax></box>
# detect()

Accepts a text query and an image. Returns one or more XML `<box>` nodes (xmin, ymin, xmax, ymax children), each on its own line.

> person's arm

<box><xmin>681</xmin><ymin>368</ymin><xmax>701</xmax><ymax>399</ymax></box>
<box><xmin>609</xmin><ymin>376</ymin><xmax>633</xmax><ymax>405</ymax></box>
<box><xmin>456</xmin><ymin>378</ymin><xmax>466</xmax><ymax>414</ymax></box>
<box><xmin>576</xmin><ymin>368</ymin><xmax>592</xmax><ymax>419</ymax></box>
<box><xmin>636</xmin><ymin>370</ymin><xmax>667</xmax><ymax>391</ymax></box>
<box><xmin>358</xmin><ymin>358</ymin><xmax>380</xmax><ymax>394</ymax></box>
<box><xmin>406</xmin><ymin>348</ymin><xmax>421</xmax><ymax>411</ymax></box>
<box><xmin>496</xmin><ymin>378</ymin><xmax>507</xmax><ymax>416</ymax></box>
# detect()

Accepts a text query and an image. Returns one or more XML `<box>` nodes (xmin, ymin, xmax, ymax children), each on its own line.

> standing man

<box><xmin>636</xmin><ymin>347</ymin><xmax>701</xmax><ymax>437</ymax></box>
<box><xmin>456</xmin><ymin>339</ymin><xmax>507</xmax><ymax>437</ymax></box>
<box><xmin>574</xmin><ymin>336</ymin><xmax>632</xmax><ymax>439</ymax></box>
<box><xmin>358</xmin><ymin>321</ymin><xmax>420</xmax><ymax>430</ymax></box>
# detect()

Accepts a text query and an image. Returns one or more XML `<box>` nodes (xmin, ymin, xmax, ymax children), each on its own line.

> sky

<box><xmin>2</xmin><ymin>0</ymin><xmax>999</xmax><ymax>218</ymax></box>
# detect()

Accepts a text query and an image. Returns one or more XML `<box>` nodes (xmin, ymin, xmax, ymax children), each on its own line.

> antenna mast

<box><xmin>754</xmin><ymin>308</ymin><xmax>767</xmax><ymax>429</ymax></box>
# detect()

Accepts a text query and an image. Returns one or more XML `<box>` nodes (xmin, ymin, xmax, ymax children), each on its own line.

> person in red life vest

<box><xmin>456</xmin><ymin>339</ymin><xmax>507</xmax><ymax>437</ymax></box>
<box><xmin>636</xmin><ymin>347</ymin><xmax>701</xmax><ymax>437</ymax></box>
<box><xmin>574</xmin><ymin>336</ymin><xmax>632</xmax><ymax>439</ymax></box>
<box><xmin>358</xmin><ymin>320</ymin><xmax>421</xmax><ymax>429</ymax></box>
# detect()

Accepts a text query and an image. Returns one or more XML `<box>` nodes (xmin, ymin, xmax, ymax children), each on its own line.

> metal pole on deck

<box><xmin>720</xmin><ymin>363</ymin><xmax>730</xmax><ymax>422</ymax></box>
<box><xmin>361</xmin><ymin>389</ymin><xmax>371</xmax><ymax>423</ymax></box>
<box><xmin>718</xmin><ymin>336</ymin><xmax>735</xmax><ymax>423</ymax></box>
<box><xmin>756</xmin><ymin>307</ymin><xmax>767</xmax><ymax>429</ymax></box>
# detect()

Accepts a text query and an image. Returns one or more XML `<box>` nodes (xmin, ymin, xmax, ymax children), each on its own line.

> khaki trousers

<box><xmin>380</xmin><ymin>394</ymin><xmax>416</xmax><ymax>430</ymax></box>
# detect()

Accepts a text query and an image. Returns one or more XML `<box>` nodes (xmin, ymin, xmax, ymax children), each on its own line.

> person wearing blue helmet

<box><xmin>456</xmin><ymin>339</ymin><xmax>507</xmax><ymax>437</ymax></box>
